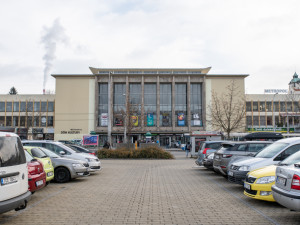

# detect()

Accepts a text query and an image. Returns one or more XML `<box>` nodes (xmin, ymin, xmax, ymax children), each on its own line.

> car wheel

<box><xmin>55</xmin><ymin>167</ymin><xmax>70</xmax><ymax>183</ymax></box>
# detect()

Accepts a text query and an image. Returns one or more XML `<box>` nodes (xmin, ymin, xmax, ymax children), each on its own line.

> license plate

<box><xmin>1</xmin><ymin>176</ymin><xmax>18</xmax><ymax>186</ymax></box>
<box><xmin>47</xmin><ymin>172</ymin><xmax>53</xmax><ymax>177</ymax></box>
<box><xmin>244</xmin><ymin>183</ymin><xmax>251</xmax><ymax>190</ymax></box>
<box><xmin>277</xmin><ymin>176</ymin><xmax>287</xmax><ymax>186</ymax></box>
<box><xmin>36</xmin><ymin>180</ymin><xmax>44</xmax><ymax>187</ymax></box>
<box><xmin>228</xmin><ymin>171</ymin><xmax>233</xmax><ymax>176</ymax></box>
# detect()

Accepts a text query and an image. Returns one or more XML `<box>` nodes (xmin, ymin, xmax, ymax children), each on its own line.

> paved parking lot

<box><xmin>1</xmin><ymin>151</ymin><xmax>300</xmax><ymax>225</ymax></box>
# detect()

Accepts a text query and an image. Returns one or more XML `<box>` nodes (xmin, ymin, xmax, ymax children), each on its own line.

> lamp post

<box><xmin>272</xmin><ymin>93</ymin><xmax>278</xmax><ymax>132</ymax></box>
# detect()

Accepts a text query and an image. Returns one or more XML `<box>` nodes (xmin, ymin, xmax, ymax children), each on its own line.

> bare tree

<box><xmin>8</xmin><ymin>87</ymin><xmax>18</xmax><ymax>95</ymax></box>
<box><xmin>207</xmin><ymin>80</ymin><xmax>246</xmax><ymax>138</ymax></box>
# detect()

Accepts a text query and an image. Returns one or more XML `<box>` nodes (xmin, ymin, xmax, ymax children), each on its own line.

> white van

<box><xmin>0</xmin><ymin>132</ymin><xmax>31</xmax><ymax>214</ymax></box>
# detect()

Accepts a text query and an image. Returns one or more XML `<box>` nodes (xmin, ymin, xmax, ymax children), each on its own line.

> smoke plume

<box><xmin>41</xmin><ymin>19</ymin><xmax>68</xmax><ymax>91</ymax></box>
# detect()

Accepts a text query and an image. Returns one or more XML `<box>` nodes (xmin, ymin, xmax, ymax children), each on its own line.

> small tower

<box><xmin>289</xmin><ymin>72</ymin><xmax>300</xmax><ymax>94</ymax></box>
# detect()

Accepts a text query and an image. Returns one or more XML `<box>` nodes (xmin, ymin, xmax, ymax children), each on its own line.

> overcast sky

<box><xmin>0</xmin><ymin>0</ymin><xmax>299</xmax><ymax>94</ymax></box>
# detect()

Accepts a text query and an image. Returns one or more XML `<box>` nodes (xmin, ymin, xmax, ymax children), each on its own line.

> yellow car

<box><xmin>244</xmin><ymin>165</ymin><xmax>276</xmax><ymax>202</ymax></box>
<box><xmin>24</xmin><ymin>146</ymin><xmax>55</xmax><ymax>183</ymax></box>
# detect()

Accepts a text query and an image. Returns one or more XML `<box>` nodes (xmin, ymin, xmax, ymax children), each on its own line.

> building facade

<box><xmin>0</xmin><ymin>94</ymin><xmax>55</xmax><ymax>140</ymax></box>
<box><xmin>53</xmin><ymin>67</ymin><xmax>247</xmax><ymax>147</ymax></box>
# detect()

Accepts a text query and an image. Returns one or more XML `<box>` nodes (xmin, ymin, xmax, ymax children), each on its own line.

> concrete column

<box><xmin>172</xmin><ymin>76</ymin><xmax>175</xmax><ymax>129</ymax></box>
<box><xmin>157</xmin><ymin>76</ymin><xmax>160</xmax><ymax>128</ymax></box>
<box><xmin>141</xmin><ymin>76</ymin><xmax>144</xmax><ymax>130</ymax></box>
<box><xmin>187</xmin><ymin>76</ymin><xmax>191</xmax><ymax>131</ymax></box>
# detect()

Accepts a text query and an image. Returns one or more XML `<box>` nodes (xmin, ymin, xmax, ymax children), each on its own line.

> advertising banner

<box><xmin>177</xmin><ymin>113</ymin><xmax>185</xmax><ymax>126</ymax></box>
<box><xmin>114</xmin><ymin>116</ymin><xmax>123</xmax><ymax>126</ymax></box>
<box><xmin>131</xmin><ymin>115</ymin><xmax>138</xmax><ymax>126</ymax></box>
<box><xmin>101</xmin><ymin>113</ymin><xmax>108</xmax><ymax>126</ymax></box>
<box><xmin>192</xmin><ymin>113</ymin><xmax>201</xmax><ymax>126</ymax></box>
<box><xmin>83</xmin><ymin>135</ymin><xmax>98</xmax><ymax>146</ymax></box>
<box><xmin>147</xmin><ymin>113</ymin><xmax>154</xmax><ymax>126</ymax></box>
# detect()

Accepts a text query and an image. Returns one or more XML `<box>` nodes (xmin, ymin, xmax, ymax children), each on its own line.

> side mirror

<box><xmin>59</xmin><ymin>151</ymin><xmax>65</xmax><ymax>155</ymax></box>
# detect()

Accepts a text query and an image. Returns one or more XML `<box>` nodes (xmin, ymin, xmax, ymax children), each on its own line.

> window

<box><xmin>113</xmin><ymin>83</ymin><xmax>126</xmax><ymax>126</ymax></box>
<box><xmin>237</xmin><ymin>144</ymin><xmax>247</xmax><ymax>151</ymax></box>
<box><xmin>6</xmin><ymin>102</ymin><xmax>12</xmax><ymax>112</ymax></box>
<box><xmin>160</xmin><ymin>84</ymin><xmax>172</xmax><ymax>126</ymax></box>
<box><xmin>175</xmin><ymin>84</ymin><xmax>187</xmax><ymax>127</ymax></box>
<box><xmin>48</xmin><ymin>102</ymin><xmax>54</xmax><ymax>112</ymax></box>
<box><xmin>129</xmin><ymin>83</ymin><xmax>141</xmax><ymax>127</ymax></box>
<box><xmin>41</xmin><ymin>102</ymin><xmax>47</xmax><ymax>112</ymax></box>
<box><xmin>246</xmin><ymin>102</ymin><xmax>252</xmax><ymax>111</ymax></box>
<box><xmin>144</xmin><ymin>84</ymin><xmax>156</xmax><ymax>126</ymax></box>
<box><xmin>246</xmin><ymin>116</ymin><xmax>252</xmax><ymax>127</ymax></box>
<box><xmin>13</xmin><ymin>116</ymin><xmax>19</xmax><ymax>126</ymax></box>
<box><xmin>190</xmin><ymin>84</ymin><xmax>202</xmax><ymax>127</ymax></box>
<box><xmin>47</xmin><ymin>116</ymin><xmax>53</xmax><ymax>126</ymax></box>
<box><xmin>252</xmin><ymin>102</ymin><xmax>258</xmax><ymax>112</ymax></box>
<box><xmin>6</xmin><ymin>117</ymin><xmax>12</xmax><ymax>126</ymax></box>
<box><xmin>13</xmin><ymin>102</ymin><xmax>19</xmax><ymax>112</ymax></box>
<box><xmin>34</xmin><ymin>102</ymin><xmax>40</xmax><ymax>112</ymax></box>
<box><xmin>0</xmin><ymin>117</ymin><xmax>4</xmax><ymax>126</ymax></box>
<box><xmin>0</xmin><ymin>137</ymin><xmax>26</xmax><ymax>167</ymax></box>
<box><xmin>34</xmin><ymin>116</ymin><xmax>39</xmax><ymax>127</ymax></box>
<box><xmin>20</xmin><ymin>116</ymin><xmax>26</xmax><ymax>126</ymax></box>
<box><xmin>31</xmin><ymin>148</ymin><xmax>47</xmax><ymax>158</ymax></box>
<box><xmin>98</xmin><ymin>83</ymin><xmax>108</xmax><ymax>126</ymax></box>
<box><xmin>274</xmin><ymin>144</ymin><xmax>300</xmax><ymax>161</ymax></box>
<box><xmin>20</xmin><ymin>102</ymin><xmax>26</xmax><ymax>112</ymax></box>
<box><xmin>248</xmin><ymin>143</ymin><xmax>267</xmax><ymax>153</ymax></box>
<box><xmin>0</xmin><ymin>102</ymin><xmax>4</xmax><ymax>112</ymax></box>
<box><xmin>260</xmin><ymin>102</ymin><xmax>266</xmax><ymax>112</ymax></box>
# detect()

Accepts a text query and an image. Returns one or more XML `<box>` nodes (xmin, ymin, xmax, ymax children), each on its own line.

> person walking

<box><xmin>185</xmin><ymin>142</ymin><xmax>191</xmax><ymax>157</ymax></box>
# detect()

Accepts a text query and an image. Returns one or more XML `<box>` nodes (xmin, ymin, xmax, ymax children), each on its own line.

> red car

<box><xmin>24</xmin><ymin>151</ymin><xmax>46</xmax><ymax>193</ymax></box>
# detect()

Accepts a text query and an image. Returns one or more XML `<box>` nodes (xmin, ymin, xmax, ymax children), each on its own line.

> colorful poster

<box><xmin>131</xmin><ymin>115</ymin><xmax>138</xmax><ymax>126</ymax></box>
<box><xmin>147</xmin><ymin>113</ymin><xmax>154</xmax><ymax>126</ymax></box>
<box><xmin>83</xmin><ymin>135</ymin><xmax>98</xmax><ymax>146</ymax></box>
<box><xmin>162</xmin><ymin>113</ymin><xmax>170</xmax><ymax>126</ymax></box>
<box><xmin>114</xmin><ymin>117</ymin><xmax>123</xmax><ymax>126</ymax></box>
<box><xmin>101</xmin><ymin>113</ymin><xmax>108</xmax><ymax>126</ymax></box>
<box><xmin>177</xmin><ymin>113</ymin><xmax>185</xmax><ymax>126</ymax></box>
<box><xmin>192</xmin><ymin>113</ymin><xmax>201</xmax><ymax>126</ymax></box>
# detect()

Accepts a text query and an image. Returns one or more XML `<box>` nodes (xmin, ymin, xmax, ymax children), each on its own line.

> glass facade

<box><xmin>190</xmin><ymin>83</ymin><xmax>202</xmax><ymax>127</ymax></box>
<box><xmin>144</xmin><ymin>84</ymin><xmax>156</xmax><ymax>126</ymax></box>
<box><xmin>113</xmin><ymin>83</ymin><xmax>126</xmax><ymax>126</ymax></box>
<box><xmin>175</xmin><ymin>84</ymin><xmax>187</xmax><ymax>127</ymax></box>
<box><xmin>98</xmin><ymin>83</ymin><xmax>108</xmax><ymax>126</ymax></box>
<box><xmin>160</xmin><ymin>84</ymin><xmax>172</xmax><ymax>126</ymax></box>
<box><xmin>129</xmin><ymin>83</ymin><xmax>141</xmax><ymax>127</ymax></box>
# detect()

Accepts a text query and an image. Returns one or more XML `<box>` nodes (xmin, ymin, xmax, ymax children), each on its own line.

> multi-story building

<box><xmin>0</xmin><ymin>95</ymin><xmax>55</xmax><ymax>140</ymax></box>
<box><xmin>53</xmin><ymin>67</ymin><xmax>247</xmax><ymax>147</ymax></box>
<box><xmin>246</xmin><ymin>72</ymin><xmax>300</xmax><ymax>133</ymax></box>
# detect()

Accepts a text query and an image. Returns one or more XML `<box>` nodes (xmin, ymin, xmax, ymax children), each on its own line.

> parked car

<box><xmin>67</xmin><ymin>144</ymin><xmax>97</xmax><ymax>156</ymax></box>
<box><xmin>58</xmin><ymin>140</ymin><xmax>73</xmax><ymax>145</ymax></box>
<box><xmin>22</xmin><ymin>140</ymin><xmax>101</xmax><ymax>172</ymax></box>
<box><xmin>71</xmin><ymin>139</ymin><xmax>82</xmax><ymax>145</ymax></box>
<box><xmin>39</xmin><ymin>147</ymin><xmax>90</xmax><ymax>183</ymax></box>
<box><xmin>228</xmin><ymin>137</ymin><xmax>300</xmax><ymax>185</ymax></box>
<box><xmin>24</xmin><ymin>151</ymin><xmax>46</xmax><ymax>193</ymax></box>
<box><xmin>202</xmin><ymin>152</ymin><xmax>215</xmax><ymax>170</ymax></box>
<box><xmin>23</xmin><ymin>146</ymin><xmax>54</xmax><ymax>184</ymax></box>
<box><xmin>195</xmin><ymin>141</ymin><xmax>223</xmax><ymax>166</ymax></box>
<box><xmin>272</xmin><ymin>162</ymin><xmax>300</xmax><ymax>211</ymax></box>
<box><xmin>0</xmin><ymin>132</ymin><xmax>31</xmax><ymax>214</ymax></box>
<box><xmin>213</xmin><ymin>141</ymin><xmax>271</xmax><ymax>175</ymax></box>
<box><xmin>244</xmin><ymin>149</ymin><xmax>300</xmax><ymax>202</ymax></box>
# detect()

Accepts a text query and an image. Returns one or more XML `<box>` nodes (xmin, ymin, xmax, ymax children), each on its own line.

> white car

<box><xmin>0</xmin><ymin>132</ymin><xmax>31</xmax><ymax>214</ymax></box>
<box><xmin>22</xmin><ymin>141</ymin><xmax>101</xmax><ymax>172</ymax></box>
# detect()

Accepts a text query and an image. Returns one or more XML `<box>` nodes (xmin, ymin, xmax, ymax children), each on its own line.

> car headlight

<box><xmin>86</xmin><ymin>158</ymin><xmax>96</xmax><ymax>162</ymax></box>
<box><xmin>256</xmin><ymin>176</ymin><xmax>275</xmax><ymax>184</ymax></box>
<box><xmin>238</xmin><ymin>166</ymin><xmax>250</xmax><ymax>171</ymax></box>
<box><xmin>72</xmin><ymin>163</ymin><xmax>84</xmax><ymax>168</ymax></box>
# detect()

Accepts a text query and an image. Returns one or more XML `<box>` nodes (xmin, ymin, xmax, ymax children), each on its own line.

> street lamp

<box><xmin>272</xmin><ymin>93</ymin><xmax>278</xmax><ymax>132</ymax></box>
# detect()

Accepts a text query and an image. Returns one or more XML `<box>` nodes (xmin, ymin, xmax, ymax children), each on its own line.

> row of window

<box><xmin>0</xmin><ymin>101</ymin><xmax>54</xmax><ymax>112</ymax></box>
<box><xmin>246</xmin><ymin>101</ymin><xmax>298</xmax><ymax>112</ymax></box>
<box><xmin>98</xmin><ymin>83</ymin><xmax>203</xmax><ymax>127</ymax></box>
<box><xmin>0</xmin><ymin>116</ymin><xmax>54</xmax><ymax>127</ymax></box>
<box><xmin>246</xmin><ymin>116</ymin><xmax>297</xmax><ymax>127</ymax></box>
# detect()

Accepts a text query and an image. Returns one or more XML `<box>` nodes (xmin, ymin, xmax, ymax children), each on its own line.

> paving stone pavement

<box><xmin>1</xmin><ymin>151</ymin><xmax>300</xmax><ymax>225</ymax></box>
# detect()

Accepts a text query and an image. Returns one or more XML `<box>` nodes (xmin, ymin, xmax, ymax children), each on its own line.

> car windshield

<box><xmin>280</xmin><ymin>150</ymin><xmax>300</xmax><ymax>165</ymax></box>
<box><xmin>40</xmin><ymin>147</ymin><xmax>60</xmax><ymax>158</ymax></box>
<box><xmin>57</xmin><ymin>142</ymin><xmax>80</xmax><ymax>153</ymax></box>
<box><xmin>70</xmin><ymin>145</ymin><xmax>89</xmax><ymax>153</ymax></box>
<box><xmin>255</xmin><ymin>142</ymin><xmax>289</xmax><ymax>158</ymax></box>
<box><xmin>31</xmin><ymin>147</ymin><xmax>48</xmax><ymax>158</ymax></box>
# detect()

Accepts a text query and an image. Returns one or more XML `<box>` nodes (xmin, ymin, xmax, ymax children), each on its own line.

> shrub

<box><xmin>97</xmin><ymin>146</ymin><xmax>174</xmax><ymax>159</ymax></box>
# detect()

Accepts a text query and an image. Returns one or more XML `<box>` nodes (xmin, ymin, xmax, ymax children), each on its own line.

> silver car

<box><xmin>272</xmin><ymin>163</ymin><xmax>300</xmax><ymax>211</ymax></box>
<box><xmin>228</xmin><ymin>138</ymin><xmax>300</xmax><ymax>185</ymax></box>
<box><xmin>213</xmin><ymin>141</ymin><xmax>271</xmax><ymax>175</ymax></box>
<box><xmin>195</xmin><ymin>141</ymin><xmax>223</xmax><ymax>166</ymax></box>
<box><xmin>22</xmin><ymin>141</ymin><xmax>101</xmax><ymax>172</ymax></box>
<box><xmin>39</xmin><ymin>147</ymin><xmax>90</xmax><ymax>183</ymax></box>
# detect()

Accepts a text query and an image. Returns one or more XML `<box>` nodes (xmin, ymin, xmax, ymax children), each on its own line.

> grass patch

<box><xmin>97</xmin><ymin>146</ymin><xmax>174</xmax><ymax>159</ymax></box>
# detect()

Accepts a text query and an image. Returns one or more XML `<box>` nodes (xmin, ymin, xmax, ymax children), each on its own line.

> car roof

<box><xmin>0</xmin><ymin>131</ymin><xmax>18</xmax><ymax>137</ymax></box>
<box><xmin>276</xmin><ymin>137</ymin><xmax>300</xmax><ymax>145</ymax></box>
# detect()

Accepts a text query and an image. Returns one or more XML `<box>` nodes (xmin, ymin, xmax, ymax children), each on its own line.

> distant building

<box><xmin>0</xmin><ymin>95</ymin><xmax>55</xmax><ymax>140</ymax></box>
